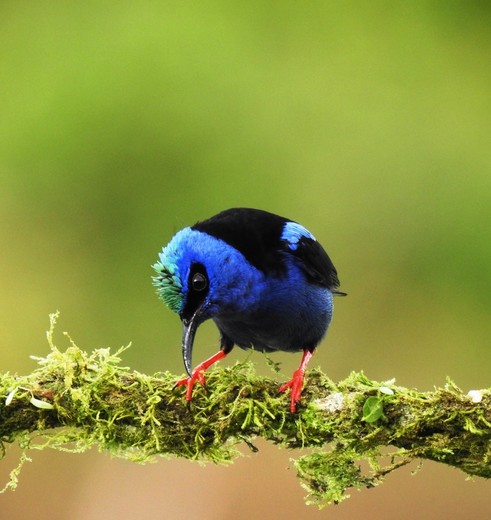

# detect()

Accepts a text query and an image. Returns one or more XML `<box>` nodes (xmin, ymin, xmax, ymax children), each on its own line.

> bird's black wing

<box><xmin>192</xmin><ymin>208</ymin><xmax>288</xmax><ymax>275</ymax></box>
<box><xmin>193</xmin><ymin>207</ymin><xmax>346</xmax><ymax>294</ymax></box>
<box><xmin>284</xmin><ymin>235</ymin><xmax>346</xmax><ymax>294</ymax></box>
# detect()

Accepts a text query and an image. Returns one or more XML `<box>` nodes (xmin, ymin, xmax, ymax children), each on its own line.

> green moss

<box><xmin>1</xmin><ymin>313</ymin><xmax>490</xmax><ymax>505</ymax></box>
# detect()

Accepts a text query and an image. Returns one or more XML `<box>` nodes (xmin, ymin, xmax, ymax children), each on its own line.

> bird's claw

<box><xmin>175</xmin><ymin>370</ymin><xmax>206</xmax><ymax>401</ymax></box>
<box><xmin>174</xmin><ymin>350</ymin><xmax>227</xmax><ymax>402</ymax></box>
<box><xmin>279</xmin><ymin>368</ymin><xmax>305</xmax><ymax>413</ymax></box>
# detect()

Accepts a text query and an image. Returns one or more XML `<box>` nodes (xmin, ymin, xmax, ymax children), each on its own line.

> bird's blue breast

<box><xmin>214</xmin><ymin>254</ymin><xmax>333</xmax><ymax>353</ymax></box>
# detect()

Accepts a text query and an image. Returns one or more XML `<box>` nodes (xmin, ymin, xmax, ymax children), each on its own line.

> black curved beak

<box><xmin>181</xmin><ymin>305</ymin><xmax>205</xmax><ymax>377</ymax></box>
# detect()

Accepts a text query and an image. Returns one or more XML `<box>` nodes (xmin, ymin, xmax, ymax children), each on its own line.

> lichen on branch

<box><xmin>0</xmin><ymin>313</ymin><xmax>490</xmax><ymax>506</ymax></box>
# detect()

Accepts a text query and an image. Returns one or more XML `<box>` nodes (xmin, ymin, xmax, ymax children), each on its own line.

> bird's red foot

<box><xmin>175</xmin><ymin>350</ymin><xmax>227</xmax><ymax>402</ymax></box>
<box><xmin>278</xmin><ymin>375</ymin><xmax>302</xmax><ymax>413</ymax></box>
<box><xmin>279</xmin><ymin>369</ymin><xmax>306</xmax><ymax>413</ymax></box>
<box><xmin>279</xmin><ymin>349</ymin><xmax>314</xmax><ymax>413</ymax></box>
<box><xmin>175</xmin><ymin>369</ymin><xmax>206</xmax><ymax>401</ymax></box>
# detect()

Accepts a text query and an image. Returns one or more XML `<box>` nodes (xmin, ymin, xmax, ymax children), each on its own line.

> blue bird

<box><xmin>152</xmin><ymin>208</ymin><xmax>346</xmax><ymax>412</ymax></box>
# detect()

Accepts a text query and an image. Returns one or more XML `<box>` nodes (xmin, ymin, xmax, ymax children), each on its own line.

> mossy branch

<box><xmin>1</xmin><ymin>314</ymin><xmax>490</xmax><ymax>505</ymax></box>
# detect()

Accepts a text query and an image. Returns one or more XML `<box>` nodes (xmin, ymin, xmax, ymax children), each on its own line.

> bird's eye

<box><xmin>191</xmin><ymin>272</ymin><xmax>208</xmax><ymax>292</ymax></box>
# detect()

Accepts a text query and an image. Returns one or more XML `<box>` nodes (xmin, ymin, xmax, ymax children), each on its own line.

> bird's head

<box><xmin>152</xmin><ymin>227</ymin><xmax>263</xmax><ymax>375</ymax></box>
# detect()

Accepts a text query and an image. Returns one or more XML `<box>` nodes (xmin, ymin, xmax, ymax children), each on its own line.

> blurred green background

<box><xmin>1</xmin><ymin>2</ymin><xmax>490</xmax><ymax>519</ymax></box>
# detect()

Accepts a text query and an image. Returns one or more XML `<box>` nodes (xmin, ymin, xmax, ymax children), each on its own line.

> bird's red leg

<box><xmin>175</xmin><ymin>350</ymin><xmax>227</xmax><ymax>401</ymax></box>
<box><xmin>279</xmin><ymin>349</ymin><xmax>314</xmax><ymax>413</ymax></box>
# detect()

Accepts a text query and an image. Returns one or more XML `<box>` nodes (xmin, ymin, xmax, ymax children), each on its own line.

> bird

<box><xmin>152</xmin><ymin>208</ymin><xmax>346</xmax><ymax>412</ymax></box>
